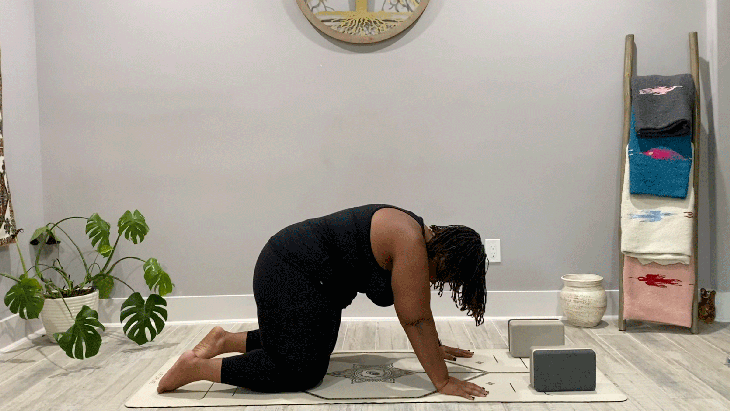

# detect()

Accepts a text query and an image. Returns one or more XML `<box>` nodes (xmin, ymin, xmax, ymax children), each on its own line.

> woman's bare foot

<box><xmin>157</xmin><ymin>350</ymin><xmax>202</xmax><ymax>393</ymax></box>
<box><xmin>193</xmin><ymin>326</ymin><xmax>228</xmax><ymax>359</ymax></box>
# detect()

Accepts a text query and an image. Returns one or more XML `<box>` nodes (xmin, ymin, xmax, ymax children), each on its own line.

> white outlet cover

<box><xmin>484</xmin><ymin>239</ymin><xmax>501</xmax><ymax>263</ymax></box>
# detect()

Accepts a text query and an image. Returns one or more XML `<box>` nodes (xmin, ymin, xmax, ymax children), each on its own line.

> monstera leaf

<box><xmin>86</xmin><ymin>213</ymin><xmax>113</xmax><ymax>257</ymax></box>
<box><xmin>4</xmin><ymin>276</ymin><xmax>44</xmax><ymax>319</ymax></box>
<box><xmin>120</xmin><ymin>292</ymin><xmax>167</xmax><ymax>345</ymax></box>
<box><xmin>143</xmin><ymin>258</ymin><xmax>173</xmax><ymax>297</ymax></box>
<box><xmin>118</xmin><ymin>210</ymin><xmax>149</xmax><ymax>244</ymax></box>
<box><xmin>91</xmin><ymin>273</ymin><xmax>115</xmax><ymax>299</ymax></box>
<box><xmin>54</xmin><ymin>305</ymin><xmax>106</xmax><ymax>359</ymax></box>
<box><xmin>29</xmin><ymin>226</ymin><xmax>59</xmax><ymax>245</ymax></box>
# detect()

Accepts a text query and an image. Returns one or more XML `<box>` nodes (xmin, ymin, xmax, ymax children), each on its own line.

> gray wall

<box><xmin>2</xmin><ymin>1</ymin><xmax>727</xmax><ymax>311</ymax></box>
<box><xmin>0</xmin><ymin>0</ymin><xmax>44</xmax><ymax>320</ymax></box>
<box><xmin>715</xmin><ymin>0</ymin><xmax>730</xmax><ymax>293</ymax></box>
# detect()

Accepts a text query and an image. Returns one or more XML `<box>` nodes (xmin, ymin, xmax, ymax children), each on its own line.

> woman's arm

<box><xmin>387</xmin><ymin>220</ymin><xmax>488</xmax><ymax>400</ymax></box>
<box><xmin>390</xmin><ymin>226</ymin><xmax>449</xmax><ymax>390</ymax></box>
<box><xmin>400</xmin><ymin>316</ymin><xmax>449</xmax><ymax>389</ymax></box>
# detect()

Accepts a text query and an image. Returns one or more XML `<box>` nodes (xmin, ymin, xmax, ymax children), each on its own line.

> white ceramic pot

<box><xmin>560</xmin><ymin>274</ymin><xmax>607</xmax><ymax>327</ymax></box>
<box><xmin>40</xmin><ymin>289</ymin><xmax>99</xmax><ymax>342</ymax></box>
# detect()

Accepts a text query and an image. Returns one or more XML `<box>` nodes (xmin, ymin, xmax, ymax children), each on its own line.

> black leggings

<box><xmin>220</xmin><ymin>240</ymin><xmax>342</xmax><ymax>393</ymax></box>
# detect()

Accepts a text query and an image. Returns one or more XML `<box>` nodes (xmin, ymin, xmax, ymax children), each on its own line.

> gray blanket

<box><xmin>631</xmin><ymin>74</ymin><xmax>695</xmax><ymax>138</ymax></box>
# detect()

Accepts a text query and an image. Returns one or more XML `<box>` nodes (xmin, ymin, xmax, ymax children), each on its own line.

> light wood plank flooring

<box><xmin>1</xmin><ymin>319</ymin><xmax>729</xmax><ymax>411</ymax></box>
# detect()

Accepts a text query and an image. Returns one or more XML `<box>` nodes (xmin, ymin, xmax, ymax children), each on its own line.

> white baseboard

<box><xmin>4</xmin><ymin>289</ymin><xmax>727</xmax><ymax>352</ymax></box>
<box><xmin>0</xmin><ymin>314</ymin><xmax>43</xmax><ymax>352</ymax></box>
<box><xmin>96</xmin><ymin>290</ymin><xmax>622</xmax><ymax>325</ymax></box>
<box><xmin>715</xmin><ymin>291</ymin><xmax>730</xmax><ymax>322</ymax></box>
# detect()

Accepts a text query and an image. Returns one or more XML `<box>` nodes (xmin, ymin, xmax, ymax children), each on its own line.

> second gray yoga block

<box><xmin>530</xmin><ymin>347</ymin><xmax>597</xmax><ymax>392</ymax></box>
<box><xmin>508</xmin><ymin>319</ymin><xmax>565</xmax><ymax>358</ymax></box>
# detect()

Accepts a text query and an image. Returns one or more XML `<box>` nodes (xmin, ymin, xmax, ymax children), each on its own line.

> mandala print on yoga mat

<box><xmin>327</xmin><ymin>363</ymin><xmax>415</xmax><ymax>384</ymax></box>
<box><xmin>0</xmin><ymin>46</ymin><xmax>18</xmax><ymax>247</ymax></box>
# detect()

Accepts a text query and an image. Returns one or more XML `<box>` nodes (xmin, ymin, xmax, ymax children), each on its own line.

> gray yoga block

<box><xmin>530</xmin><ymin>347</ymin><xmax>596</xmax><ymax>392</ymax></box>
<box><xmin>508</xmin><ymin>319</ymin><xmax>565</xmax><ymax>358</ymax></box>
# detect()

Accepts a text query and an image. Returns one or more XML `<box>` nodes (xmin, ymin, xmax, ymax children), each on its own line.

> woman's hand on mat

<box><xmin>439</xmin><ymin>344</ymin><xmax>474</xmax><ymax>361</ymax></box>
<box><xmin>436</xmin><ymin>376</ymin><xmax>489</xmax><ymax>400</ymax></box>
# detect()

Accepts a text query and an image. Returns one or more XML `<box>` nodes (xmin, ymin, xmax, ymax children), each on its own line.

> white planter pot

<box><xmin>560</xmin><ymin>274</ymin><xmax>607</xmax><ymax>328</ymax></box>
<box><xmin>40</xmin><ymin>289</ymin><xmax>99</xmax><ymax>343</ymax></box>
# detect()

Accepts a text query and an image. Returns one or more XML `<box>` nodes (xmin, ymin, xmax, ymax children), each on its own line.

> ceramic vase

<box><xmin>560</xmin><ymin>274</ymin><xmax>607</xmax><ymax>327</ymax></box>
<box><xmin>40</xmin><ymin>289</ymin><xmax>99</xmax><ymax>342</ymax></box>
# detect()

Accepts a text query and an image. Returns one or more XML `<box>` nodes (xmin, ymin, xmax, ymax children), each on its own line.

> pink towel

<box><xmin>622</xmin><ymin>255</ymin><xmax>694</xmax><ymax>328</ymax></box>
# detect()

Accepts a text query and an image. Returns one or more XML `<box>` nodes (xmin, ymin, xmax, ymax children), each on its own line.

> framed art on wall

<box><xmin>0</xmin><ymin>45</ymin><xmax>18</xmax><ymax>247</ymax></box>
<box><xmin>296</xmin><ymin>0</ymin><xmax>430</xmax><ymax>44</ymax></box>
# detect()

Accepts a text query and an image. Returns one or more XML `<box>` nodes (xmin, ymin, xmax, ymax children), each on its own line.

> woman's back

<box><xmin>266</xmin><ymin>204</ymin><xmax>425</xmax><ymax>309</ymax></box>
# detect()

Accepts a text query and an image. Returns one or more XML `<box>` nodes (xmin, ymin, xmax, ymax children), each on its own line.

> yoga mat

<box><xmin>126</xmin><ymin>349</ymin><xmax>627</xmax><ymax>407</ymax></box>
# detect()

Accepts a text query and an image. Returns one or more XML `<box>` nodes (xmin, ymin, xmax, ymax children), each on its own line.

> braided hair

<box><xmin>426</xmin><ymin>224</ymin><xmax>488</xmax><ymax>327</ymax></box>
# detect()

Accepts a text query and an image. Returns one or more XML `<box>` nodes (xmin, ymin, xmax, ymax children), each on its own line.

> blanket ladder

<box><xmin>618</xmin><ymin>32</ymin><xmax>701</xmax><ymax>334</ymax></box>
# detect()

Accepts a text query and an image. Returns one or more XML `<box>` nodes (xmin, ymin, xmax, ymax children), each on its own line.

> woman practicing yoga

<box><xmin>157</xmin><ymin>204</ymin><xmax>489</xmax><ymax>400</ymax></box>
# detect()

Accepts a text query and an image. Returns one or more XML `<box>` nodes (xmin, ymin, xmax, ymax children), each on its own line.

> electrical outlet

<box><xmin>484</xmin><ymin>239</ymin><xmax>501</xmax><ymax>263</ymax></box>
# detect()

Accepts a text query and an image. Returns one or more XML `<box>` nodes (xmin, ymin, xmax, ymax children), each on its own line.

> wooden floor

<box><xmin>1</xmin><ymin>319</ymin><xmax>729</xmax><ymax>411</ymax></box>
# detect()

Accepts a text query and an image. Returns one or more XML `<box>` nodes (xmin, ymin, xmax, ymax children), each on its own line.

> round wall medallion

<box><xmin>296</xmin><ymin>0</ymin><xmax>430</xmax><ymax>44</ymax></box>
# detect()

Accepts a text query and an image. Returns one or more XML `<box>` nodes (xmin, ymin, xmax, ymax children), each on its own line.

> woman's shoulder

<box><xmin>372</xmin><ymin>207</ymin><xmax>424</xmax><ymax>236</ymax></box>
<box><xmin>371</xmin><ymin>208</ymin><xmax>430</xmax><ymax>262</ymax></box>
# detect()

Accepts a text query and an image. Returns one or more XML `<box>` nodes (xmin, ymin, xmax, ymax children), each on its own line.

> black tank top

<box><xmin>267</xmin><ymin>204</ymin><xmax>425</xmax><ymax>309</ymax></box>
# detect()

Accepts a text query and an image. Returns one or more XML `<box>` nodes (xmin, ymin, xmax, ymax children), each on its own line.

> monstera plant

<box><xmin>0</xmin><ymin>210</ymin><xmax>174</xmax><ymax>359</ymax></box>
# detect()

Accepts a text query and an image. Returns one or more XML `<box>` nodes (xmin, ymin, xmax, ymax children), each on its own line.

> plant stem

<box><xmin>35</xmin><ymin>264</ymin><xmax>61</xmax><ymax>277</ymax></box>
<box><xmin>105</xmin><ymin>256</ymin><xmax>146</xmax><ymax>276</ymax></box>
<box><xmin>99</xmin><ymin>234</ymin><xmax>122</xmax><ymax>274</ymax></box>
<box><xmin>86</xmin><ymin>254</ymin><xmax>102</xmax><ymax>283</ymax></box>
<box><xmin>33</xmin><ymin>266</ymin><xmax>58</xmax><ymax>287</ymax></box>
<box><xmin>33</xmin><ymin>218</ymin><xmax>85</xmax><ymax>278</ymax></box>
<box><xmin>87</xmin><ymin>257</ymin><xmax>145</xmax><ymax>295</ymax></box>
<box><xmin>15</xmin><ymin>243</ymin><xmax>28</xmax><ymax>276</ymax></box>
<box><xmin>0</xmin><ymin>272</ymin><xmax>19</xmax><ymax>282</ymax></box>
<box><xmin>78</xmin><ymin>263</ymin><xmax>104</xmax><ymax>289</ymax></box>
<box><xmin>42</xmin><ymin>281</ymin><xmax>76</xmax><ymax>318</ymax></box>
<box><xmin>53</xmin><ymin>224</ymin><xmax>91</xmax><ymax>279</ymax></box>
<box><xmin>37</xmin><ymin>264</ymin><xmax>74</xmax><ymax>290</ymax></box>
<box><xmin>57</xmin><ymin>293</ymin><xmax>75</xmax><ymax>319</ymax></box>
<box><xmin>106</xmin><ymin>275</ymin><xmax>136</xmax><ymax>292</ymax></box>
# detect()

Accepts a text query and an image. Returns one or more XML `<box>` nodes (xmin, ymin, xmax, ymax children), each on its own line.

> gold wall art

<box><xmin>296</xmin><ymin>0</ymin><xmax>430</xmax><ymax>44</ymax></box>
<box><xmin>0</xmin><ymin>45</ymin><xmax>18</xmax><ymax>247</ymax></box>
